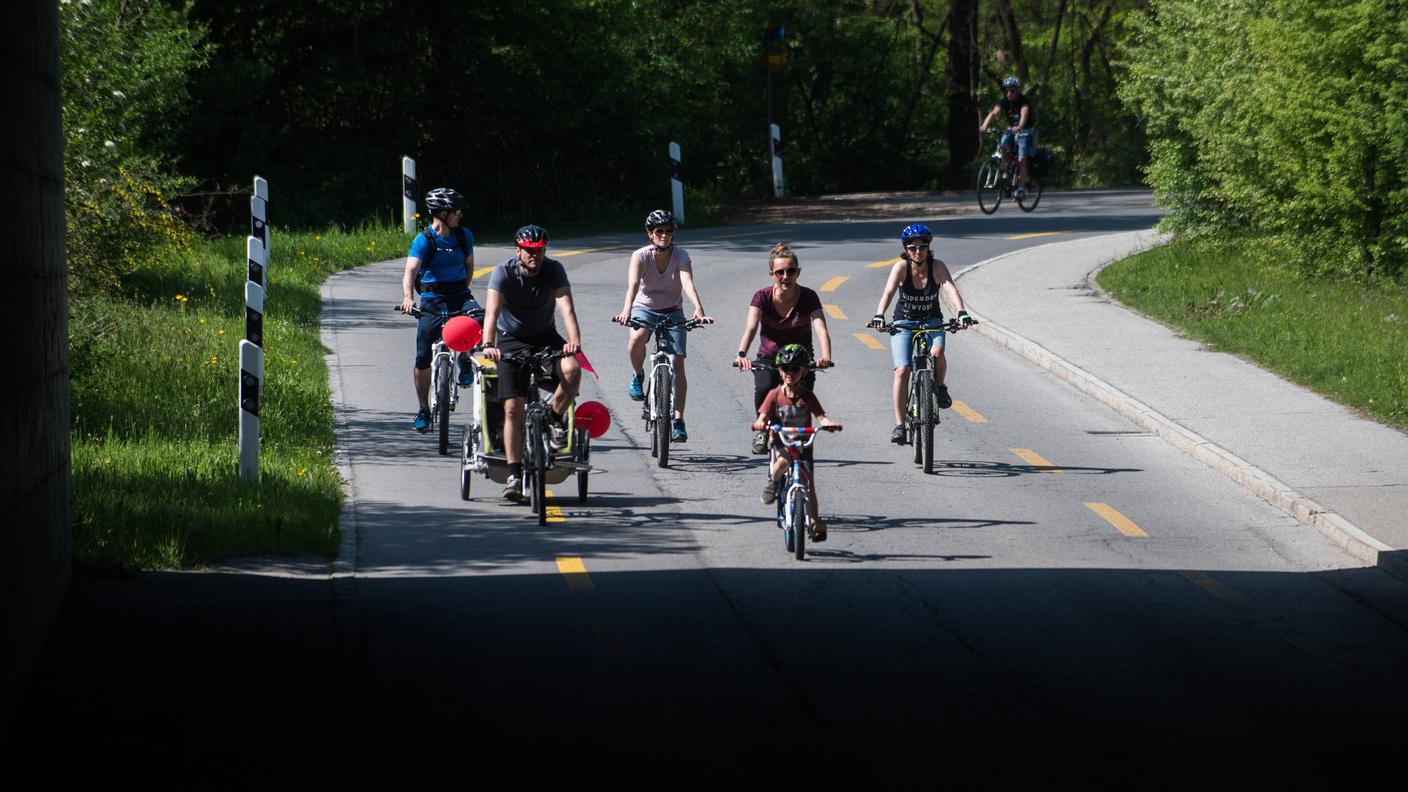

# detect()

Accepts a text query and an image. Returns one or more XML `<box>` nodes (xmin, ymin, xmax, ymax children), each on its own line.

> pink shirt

<box><xmin>631</xmin><ymin>245</ymin><xmax>692</xmax><ymax>311</ymax></box>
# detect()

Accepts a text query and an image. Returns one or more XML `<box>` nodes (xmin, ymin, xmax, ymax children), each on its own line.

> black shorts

<box><xmin>496</xmin><ymin>329</ymin><xmax>567</xmax><ymax>400</ymax></box>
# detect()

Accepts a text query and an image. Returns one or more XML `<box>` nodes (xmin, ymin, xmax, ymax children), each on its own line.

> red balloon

<box><xmin>574</xmin><ymin>400</ymin><xmax>611</xmax><ymax>438</ymax></box>
<box><xmin>442</xmin><ymin>316</ymin><xmax>482</xmax><ymax>352</ymax></box>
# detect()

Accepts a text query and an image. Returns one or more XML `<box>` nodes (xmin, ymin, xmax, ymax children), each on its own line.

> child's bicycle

<box><xmin>396</xmin><ymin>304</ymin><xmax>483</xmax><ymax>455</ymax></box>
<box><xmin>874</xmin><ymin>317</ymin><xmax>976</xmax><ymax>474</ymax></box>
<box><xmin>762</xmin><ymin>424</ymin><xmax>841</xmax><ymax>561</ymax></box>
<box><xmin>458</xmin><ymin>348</ymin><xmax>594</xmax><ymax>524</ymax></box>
<box><xmin>616</xmin><ymin>316</ymin><xmax>705</xmax><ymax>468</ymax></box>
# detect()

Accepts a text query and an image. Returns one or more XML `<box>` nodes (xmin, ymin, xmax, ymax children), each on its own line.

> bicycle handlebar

<box><xmin>394</xmin><ymin>304</ymin><xmax>485</xmax><ymax>320</ymax></box>
<box><xmin>869</xmin><ymin>318</ymin><xmax>977</xmax><ymax>335</ymax></box>
<box><xmin>615</xmin><ymin>316</ymin><xmax>707</xmax><ymax>331</ymax></box>
<box><xmin>732</xmin><ymin>359</ymin><xmax>834</xmax><ymax>372</ymax></box>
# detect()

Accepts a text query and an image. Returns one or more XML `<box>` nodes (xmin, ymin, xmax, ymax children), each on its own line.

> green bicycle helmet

<box><xmin>774</xmin><ymin>343</ymin><xmax>812</xmax><ymax>370</ymax></box>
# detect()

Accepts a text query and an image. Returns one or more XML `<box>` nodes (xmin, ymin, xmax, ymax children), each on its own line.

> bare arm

<box><xmin>678</xmin><ymin>263</ymin><xmax>713</xmax><ymax>323</ymax></box>
<box><xmin>612</xmin><ymin>251</ymin><xmax>644</xmax><ymax>323</ymax></box>
<box><xmin>932</xmin><ymin>259</ymin><xmax>968</xmax><ymax>315</ymax></box>
<box><xmin>400</xmin><ymin>257</ymin><xmax>421</xmax><ymax>312</ymax></box>
<box><xmin>810</xmin><ymin>310</ymin><xmax>833</xmax><ymax>367</ymax></box>
<box><xmin>736</xmin><ymin>305</ymin><xmax>762</xmax><ymax>369</ymax></box>
<box><xmin>1016</xmin><ymin>104</ymin><xmax>1030</xmax><ymax>132</ymax></box>
<box><xmin>481</xmin><ymin>288</ymin><xmax>503</xmax><ymax>360</ymax></box>
<box><xmin>979</xmin><ymin>104</ymin><xmax>1001</xmax><ymax>132</ymax></box>
<box><xmin>871</xmin><ymin>261</ymin><xmax>906</xmax><ymax>321</ymax></box>
<box><xmin>555</xmin><ymin>288</ymin><xmax>582</xmax><ymax>353</ymax></box>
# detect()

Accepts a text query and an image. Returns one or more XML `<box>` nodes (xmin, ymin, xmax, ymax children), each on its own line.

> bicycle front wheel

<box><xmin>436</xmin><ymin>358</ymin><xmax>452</xmax><ymax>455</ymax></box>
<box><xmin>654</xmin><ymin>365</ymin><xmax>672</xmax><ymax>468</ymax></box>
<box><xmin>1018</xmin><ymin>179</ymin><xmax>1043</xmax><ymax>212</ymax></box>
<box><xmin>976</xmin><ymin>161</ymin><xmax>1003</xmax><ymax>215</ymax></box>
<box><xmin>918</xmin><ymin>370</ymin><xmax>936</xmax><ymax>474</ymax></box>
<box><xmin>789</xmin><ymin>485</ymin><xmax>807</xmax><ymax>561</ymax></box>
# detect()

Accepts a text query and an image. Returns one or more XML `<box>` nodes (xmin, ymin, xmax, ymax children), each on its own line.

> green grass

<box><xmin>70</xmin><ymin>222</ymin><xmax>412</xmax><ymax>572</ymax></box>
<box><xmin>1097</xmin><ymin>236</ymin><xmax>1408</xmax><ymax>429</ymax></box>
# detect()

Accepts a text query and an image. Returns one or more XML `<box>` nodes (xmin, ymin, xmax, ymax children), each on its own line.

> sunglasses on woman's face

<box><xmin>652</xmin><ymin>227</ymin><xmax>676</xmax><ymax>236</ymax></box>
<box><xmin>905</xmin><ymin>243</ymin><xmax>929</xmax><ymax>251</ymax></box>
<box><xmin>771</xmin><ymin>266</ymin><xmax>800</xmax><ymax>278</ymax></box>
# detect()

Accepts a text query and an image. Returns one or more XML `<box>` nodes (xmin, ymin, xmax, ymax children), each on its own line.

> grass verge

<box><xmin>1097</xmin><ymin>236</ymin><xmax>1408</xmax><ymax>430</ymax></box>
<box><xmin>71</xmin><ymin>222</ymin><xmax>410</xmax><ymax>573</ymax></box>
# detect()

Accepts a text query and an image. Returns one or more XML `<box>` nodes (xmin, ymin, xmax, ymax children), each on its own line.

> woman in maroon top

<box><xmin>735</xmin><ymin>242</ymin><xmax>835</xmax><ymax>454</ymax></box>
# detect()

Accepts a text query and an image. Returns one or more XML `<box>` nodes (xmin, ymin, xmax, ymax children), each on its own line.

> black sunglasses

<box><xmin>771</xmin><ymin>266</ymin><xmax>800</xmax><ymax>277</ymax></box>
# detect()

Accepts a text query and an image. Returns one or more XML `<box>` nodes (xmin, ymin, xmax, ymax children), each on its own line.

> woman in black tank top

<box><xmin>866</xmin><ymin>224</ymin><xmax>974</xmax><ymax>444</ymax></box>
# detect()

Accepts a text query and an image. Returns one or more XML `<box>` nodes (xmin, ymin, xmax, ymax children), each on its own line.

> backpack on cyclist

<box><xmin>1029</xmin><ymin>147</ymin><xmax>1054</xmax><ymax>179</ymax></box>
<box><xmin>413</xmin><ymin>226</ymin><xmax>470</xmax><ymax>295</ymax></box>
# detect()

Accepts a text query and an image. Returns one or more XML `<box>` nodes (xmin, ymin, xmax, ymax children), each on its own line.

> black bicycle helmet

<box><xmin>1002</xmin><ymin>76</ymin><xmax>1021</xmax><ymax>90</ymax></box>
<box><xmin>900</xmin><ymin>224</ymin><xmax>933</xmax><ymax>244</ymax></box>
<box><xmin>645</xmin><ymin>209</ymin><xmax>677</xmax><ymax>230</ymax></box>
<box><xmin>515</xmin><ymin>224</ymin><xmax>549</xmax><ymax>249</ymax></box>
<box><xmin>774</xmin><ymin>343</ymin><xmax>812</xmax><ymax>370</ymax></box>
<box><xmin>425</xmin><ymin>187</ymin><xmax>467</xmax><ymax>214</ymax></box>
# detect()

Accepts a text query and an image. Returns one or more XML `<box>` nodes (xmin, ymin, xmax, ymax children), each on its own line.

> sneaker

<box><xmin>627</xmin><ymin>373</ymin><xmax>645</xmax><ymax>401</ymax></box>
<box><xmin>751</xmin><ymin>430</ymin><xmax>769</xmax><ymax>455</ymax></box>
<box><xmin>549</xmin><ymin>417</ymin><xmax>569</xmax><ymax>451</ymax></box>
<box><xmin>1014</xmin><ymin>186</ymin><xmax>1027</xmax><ymax>199</ymax></box>
<box><xmin>457</xmin><ymin>364</ymin><xmax>474</xmax><ymax>388</ymax></box>
<box><xmin>811</xmin><ymin>519</ymin><xmax>828</xmax><ymax>543</ymax></box>
<box><xmin>760</xmin><ymin>479</ymin><xmax>777</xmax><ymax>505</ymax></box>
<box><xmin>890</xmin><ymin>425</ymin><xmax>906</xmax><ymax>445</ymax></box>
<box><xmin>502</xmin><ymin>475</ymin><xmax>524</xmax><ymax>502</ymax></box>
<box><xmin>413</xmin><ymin>407</ymin><xmax>431</xmax><ymax>433</ymax></box>
<box><xmin>936</xmin><ymin>384</ymin><xmax>953</xmax><ymax>409</ymax></box>
<box><xmin>671</xmin><ymin>419</ymin><xmax>687</xmax><ymax>443</ymax></box>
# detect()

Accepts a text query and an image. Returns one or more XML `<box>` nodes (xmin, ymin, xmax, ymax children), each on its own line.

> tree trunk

<box><xmin>946</xmin><ymin>0</ymin><xmax>979</xmax><ymax>187</ymax></box>
<box><xmin>0</xmin><ymin>0</ymin><xmax>71</xmax><ymax>725</ymax></box>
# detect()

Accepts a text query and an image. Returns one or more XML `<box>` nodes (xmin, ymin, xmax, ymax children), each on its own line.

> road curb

<box><xmin>320</xmin><ymin>275</ymin><xmax>365</xmax><ymax>668</ymax></box>
<box><xmin>956</xmin><ymin>236</ymin><xmax>1400</xmax><ymax>579</ymax></box>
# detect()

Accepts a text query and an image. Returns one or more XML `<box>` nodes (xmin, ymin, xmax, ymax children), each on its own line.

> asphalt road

<box><xmin>10</xmin><ymin>191</ymin><xmax>1407</xmax><ymax>783</ymax></box>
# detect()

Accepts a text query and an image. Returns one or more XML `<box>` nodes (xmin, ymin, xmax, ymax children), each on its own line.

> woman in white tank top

<box><xmin>611</xmin><ymin>210</ymin><xmax>713</xmax><ymax>442</ymax></box>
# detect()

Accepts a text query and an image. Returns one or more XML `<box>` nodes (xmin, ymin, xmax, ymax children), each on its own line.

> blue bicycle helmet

<box><xmin>1002</xmin><ymin>76</ymin><xmax>1021</xmax><ymax>90</ymax></box>
<box><xmin>900</xmin><ymin>224</ymin><xmax>933</xmax><ymax>245</ymax></box>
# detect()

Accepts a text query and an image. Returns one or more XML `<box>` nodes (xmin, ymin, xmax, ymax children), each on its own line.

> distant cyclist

<box><xmin>611</xmin><ymin>209</ymin><xmax>713</xmax><ymax>442</ymax></box>
<box><xmin>979</xmin><ymin>76</ymin><xmax>1036</xmax><ymax>197</ymax></box>
<box><xmin>736</xmin><ymin>242</ymin><xmax>834</xmax><ymax>455</ymax></box>
<box><xmin>480</xmin><ymin>225</ymin><xmax>583</xmax><ymax>501</ymax></box>
<box><xmin>399</xmin><ymin>187</ymin><xmax>482</xmax><ymax>432</ymax></box>
<box><xmin>866</xmin><ymin>224</ymin><xmax>973</xmax><ymax>444</ymax></box>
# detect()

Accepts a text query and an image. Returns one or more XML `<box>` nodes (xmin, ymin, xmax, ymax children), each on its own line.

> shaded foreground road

<box><xmin>8</xmin><ymin>192</ymin><xmax>1408</xmax><ymax>783</ymax></box>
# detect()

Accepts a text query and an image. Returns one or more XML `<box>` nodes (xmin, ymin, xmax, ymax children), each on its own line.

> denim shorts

<box><xmin>629</xmin><ymin>305</ymin><xmax>688</xmax><ymax>356</ymax></box>
<box><xmin>889</xmin><ymin>319</ymin><xmax>946</xmax><ymax>369</ymax></box>
<box><xmin>1000</xmin><ymin>129</ymin><xmax>1036</xmax><ymax>159</ymax></box>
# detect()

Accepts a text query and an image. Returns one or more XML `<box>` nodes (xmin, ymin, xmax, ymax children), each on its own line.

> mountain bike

<box><xmin>618</xmin><ymin>316</ymin><xmax>705</xmax><ymax>468</ymax></box>
<box><xmin>396</xmin><ymin>304</ymin><xmax>484</xmax><ymax>455</ymax></box>
<box><xmin>762</xmin><ymin>424</ymin><xmax>840</xmax><ymax>561</ymax></box>
<box><xmin>458</xmin><ymin>347</ymin><xmax>592</xmax><ymax>513</ymax></box>
<box><xmin>977</xmin><ymin>128</ymin><xmax>1044</xmax><ymax>215</ymax></box>
<box><xmin>875</xmin><ymin>317</ymin><xmax>975</xmax><ymax>474</ymax></box>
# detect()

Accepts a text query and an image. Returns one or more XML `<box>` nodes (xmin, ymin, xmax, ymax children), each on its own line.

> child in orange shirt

<box><xmin>752</xmin><ymin>344</ymin><xmax>842</xmax><ymax>540</ymax></box>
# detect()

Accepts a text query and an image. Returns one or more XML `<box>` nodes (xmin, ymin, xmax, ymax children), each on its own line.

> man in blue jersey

<box><xmin>399</xmin><ymin>187</ymin><xmax>482</xmax><ymax>432</ymax></box>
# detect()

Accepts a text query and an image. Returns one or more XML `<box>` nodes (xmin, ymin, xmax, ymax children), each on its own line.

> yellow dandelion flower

<box><xmin>104</xmin><ymin>458</ymin><xmax>111</xmax><ymax>465</ymax></box>
<box><xmin>298</xmin><ymin>468</ymin><xmax>307</xmax><ymax>477</ymax></box>
<box><xmin>198</xmin><ymin>318</ymin><xmax>206</xmax><ymax>325</ymax></box>
<box><xmin>210</xmin><ymin>355</ymin><xmax>218</xmax><ymax>364</ymax></box>
<box><xmin>175</xmin><ymin>294</ymin><xmax>188</xmax><ymax>302</ymax></box>
<box><xmin>314</xmin><ymin>235</ymin><xmax>321</xmax><ymax>241</ymax></box>
<box><xmin>217</xmin><ymin>329</ymin><xmax>225</xmax><ymax>336</ymax></box>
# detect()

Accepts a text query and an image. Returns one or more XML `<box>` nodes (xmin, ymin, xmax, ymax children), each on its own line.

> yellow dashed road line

<box><xmin>820</xmin><ymin>276</ymin><xmax>848</xmax><ymax>292</ymax></box>
<box><xmin>866</xmin><ymin>258</ymin><xmax>901</xmax><ymax>269</ymax></box>
<box><xmin>544</xmin><ymin>489</ymin><xmax>565</xmax><ymax>523</ymax></box>
<box><xmin>950</xmin><ymin>400</ymin><xmax>988</xmax><ymax>424</ymax></box>
<box><xmin>1004</xmin><ymin>230</ymin><xmax>1084</xmax><ymax>241</ymax></box>
<box><xmin>1084</xmin><ymin>502</ymin><xmax>1149</xmax><ymax>538</ymax></box>
<box><xmin>555</xmin><ymin>555</ymin><xmax>594</xmax><ymax>590</ymax></box>
<box><xmin>853</xmin><ymin>332</ymin><xmax>886</xmax><ymax>350</ymax></box>
<box><xmin>1177</xmin><ymin>570</ymin><xmax>1241</xmax><ymax>603</ymax></box>
<box><xmin>1011</xmin><ymin>447</ymin><xmax>1062</xmax><ymax>473</ymax></box>
<box><xmin>472</xmin><ymin>266</ymin><xmax>495</xmax><ymax>280</ymax></box>
<box><xmin>824</xmin><ymin>304</ymin><xmax>848</xmax><ymax>320</ymax></box>
<box><xmin>556</xmin><ymin>244</ymin><xmax>633</xmax><ymax>257</ymax></box>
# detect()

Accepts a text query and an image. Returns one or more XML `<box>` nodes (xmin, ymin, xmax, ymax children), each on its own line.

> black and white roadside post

<box><xmin>770</xmin><ymin>124</ymin><xmax>785</xmax><ymax>199</ymax></box>
<box><xmin>402</xmin><ymin>156</ymin><xmax>417</xmax><ymax>234</ymax></box>
<box><xmin>240</xmin><ymin>176</ymin><xmax>269</xmax><ymax>483</ymax></box>
<box><xmin>764</xmin><ymin>23</ymin><xmax>787</xmax><ymax>199</ymax></box>
<box><xmin>669</xmin><ymin>142</ymin><xmax>685</xmax><ymax>223</ymax></box>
